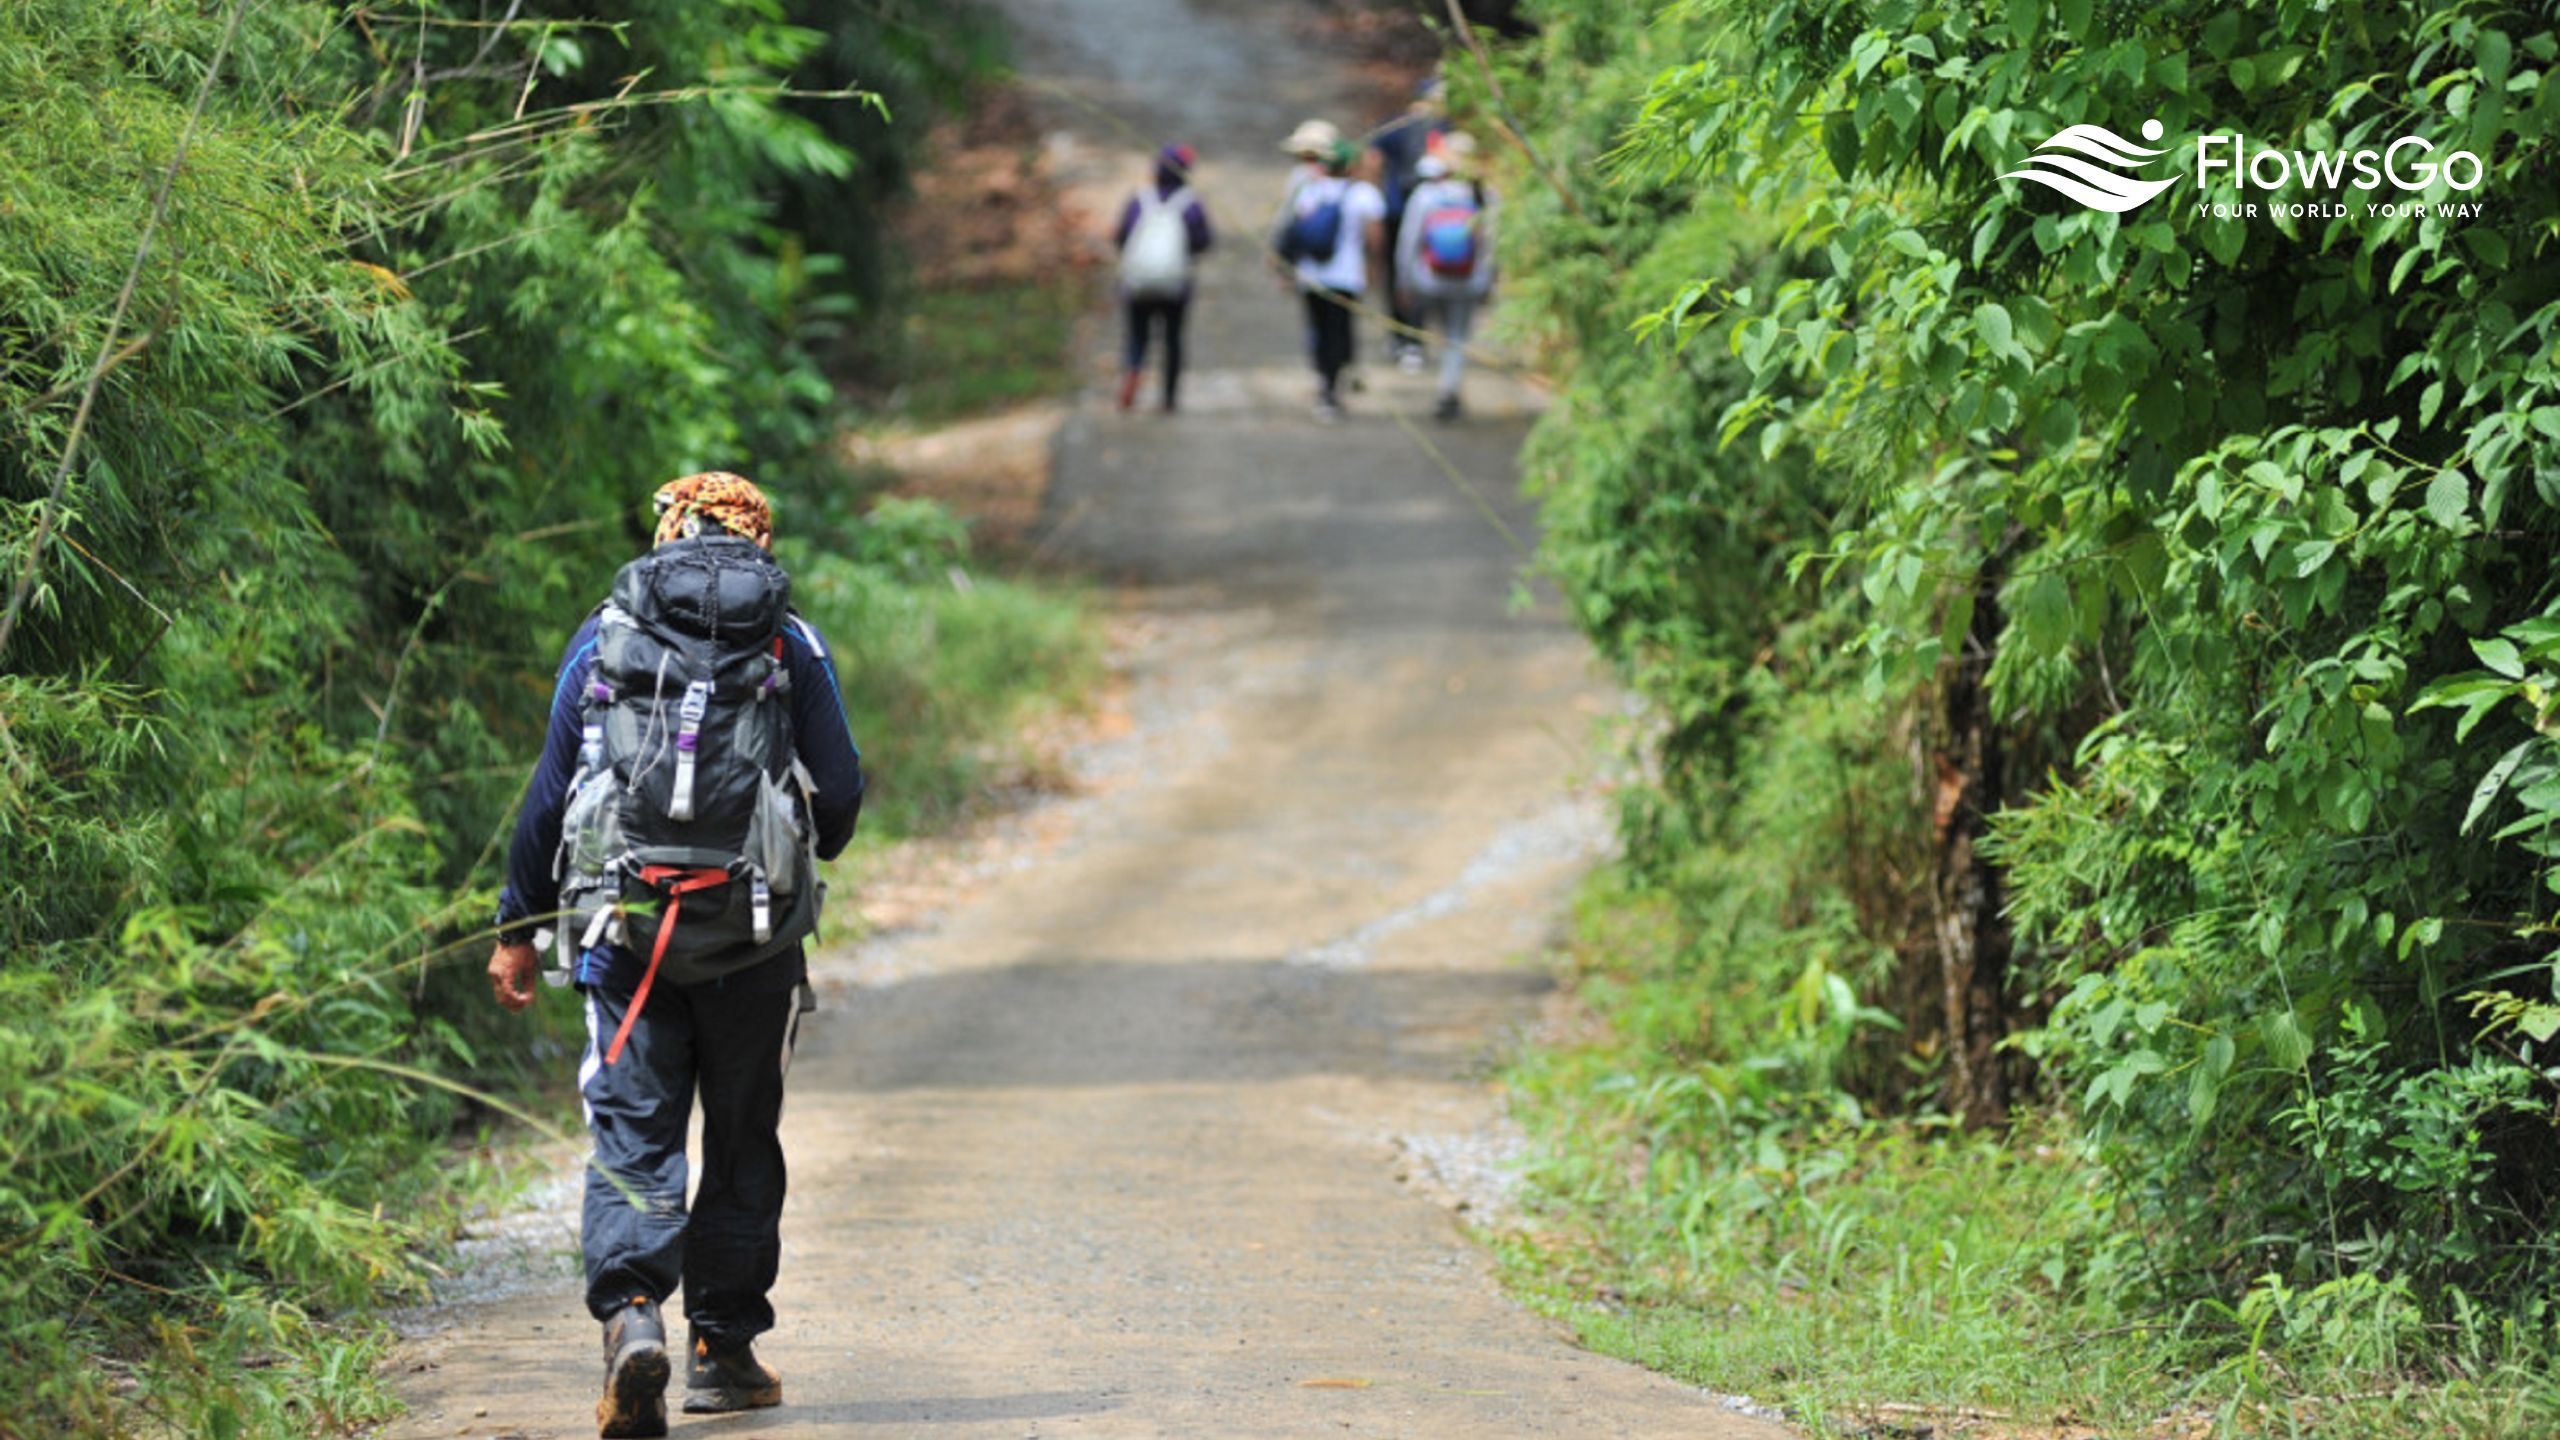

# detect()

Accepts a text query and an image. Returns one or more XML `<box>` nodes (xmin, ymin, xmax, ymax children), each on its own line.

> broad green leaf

<box><xmin>2424</xmin><ymin>470</ymin><xmax>2469</xmax><ymax>529</ymax></box>
<box><xmin>1823</xmin><ymin>111</ymin><xmax>1861</xmax><ymax>180</ymax></box>
<box><xmin>1976</xmin><ymin>302</ymin><xmax>2014</xmax><ymax>351</ymax></box>
<box><xmin>2189</xmin><ymin>1064</ymin><xmax>2221</xmax><ymax>1127</ymax></box>
<box><xmin>2258</xmin><ymin>1010</ymin><xmax>2314</xmax><ymax>1071</ymax></box>
<box><xmin>2473</xmin><ymin>637</ymin><xmax>2525</xmax><ymax>678</ymax></box>
<box><xmin>2398</xmin><ymin>917</ymin><xmax>2446</xmax><ymax>960</ymax></box>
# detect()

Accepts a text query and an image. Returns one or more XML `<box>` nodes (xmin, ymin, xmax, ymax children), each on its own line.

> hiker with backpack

<box><xmin>1112</xmin><ymin>143</ymin><xmax>1213</xmax><ymax>413</ymax></box>
<box><xmin>1393</xmin><ymin>133</ymin><xmax>1496</xmax><ymax>422</ymax></box>
<box><xmin>1370</xmin><ymin>75</ymin><xmax>1448</xmax><ymax>373</ymax></box>
<box><xmin>486</xmin><ymin>472</ymin><xmax>864</xmax><ymax>1440</ymax></box>
<box><xmin>1272</xmin><ymin>121</ymin><xmax>1386</xmax><ymax>423</ymax></box>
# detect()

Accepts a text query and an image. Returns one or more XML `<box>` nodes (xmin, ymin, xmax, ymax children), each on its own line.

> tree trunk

<box><xmin>1933</xmin><ymin>559</ymin><xmax>2016</xmax><ymax>1128</ymax></box>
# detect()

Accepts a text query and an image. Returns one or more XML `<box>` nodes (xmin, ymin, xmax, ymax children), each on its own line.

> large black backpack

<box><xmin>554</xmin><ymin>538</ymin><xmax>821</xmax><ymax>1047</ymax></box>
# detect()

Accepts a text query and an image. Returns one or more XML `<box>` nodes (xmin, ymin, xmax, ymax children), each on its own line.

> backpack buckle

<box><xmin>667</xmin><ymin>680</ymin><xmax>712</xmax><ymax>821</ymax></box>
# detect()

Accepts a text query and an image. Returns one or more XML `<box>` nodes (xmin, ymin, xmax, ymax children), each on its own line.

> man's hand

<box><xmin>488</xmin><ymin>940</ymin><xmax>541</xmax><ymax>1012</ymax></box>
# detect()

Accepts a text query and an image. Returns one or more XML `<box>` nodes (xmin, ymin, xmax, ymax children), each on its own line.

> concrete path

<box><xmin>378</xmin><ymin>3</ymin><xmax>1787</xmax><ymax>1437</ymax></box>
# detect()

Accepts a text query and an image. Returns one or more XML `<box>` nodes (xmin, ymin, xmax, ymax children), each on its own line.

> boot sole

<box><xmin>598</xmin><ymin>1341</ymin><xmax>670</xmax><ymax>1438</ymax></box>
<box><xmin>683</xmin><ymin>1382</ymin><xmax>783</xmax><ymax>1413</ymax></box>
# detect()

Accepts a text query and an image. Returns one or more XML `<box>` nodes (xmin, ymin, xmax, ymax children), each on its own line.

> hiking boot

<box><xmin>1433</xmin><ymin>393</ymin><xmax>1463</xmax><ymax>423</ymax></box>
<box><xmin>684</xmin><ymin>1333</ymin><xmax>783</xmax><ymax>1413</ymax></box>
<box><xmin>596</xmin><ymin>1297</ymin><xmax>670</xmax><ymax>1439</ymax></box>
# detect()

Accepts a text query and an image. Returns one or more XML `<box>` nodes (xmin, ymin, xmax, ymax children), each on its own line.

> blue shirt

<box><xmin>495</xmin><ymin>603</ymin><xmax>865</xmax><ymax>990</ymax></box>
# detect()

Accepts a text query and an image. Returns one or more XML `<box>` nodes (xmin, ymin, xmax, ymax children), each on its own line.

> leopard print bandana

<box><xmin>652</xmin><ymin>471</ymin><xmax>774</xmax><ymax>550</ymax></box>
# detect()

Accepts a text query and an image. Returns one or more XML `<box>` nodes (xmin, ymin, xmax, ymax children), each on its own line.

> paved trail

<box><xmin>382</xmin><ymin>3</ymin><xmax>1787</xmax><ymax>1437</ymax></box>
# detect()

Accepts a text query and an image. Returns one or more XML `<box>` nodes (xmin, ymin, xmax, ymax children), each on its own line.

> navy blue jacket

<box><xmin>495</xmin><ymin>603</ymin><xmax>865</xmax><ymax>985</ymax></box>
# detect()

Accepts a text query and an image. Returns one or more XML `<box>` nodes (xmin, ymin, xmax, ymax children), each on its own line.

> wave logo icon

<box><xmin>2002</xmin><ymin>119</ymin><xmax>2181</xmax><ymax>213</ymax></box>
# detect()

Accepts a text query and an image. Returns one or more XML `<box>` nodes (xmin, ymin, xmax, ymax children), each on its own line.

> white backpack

<box><xmin>1120</xmin><ymin>187</ymin><xmax>1194</xmax><ymax>298</ymax></box>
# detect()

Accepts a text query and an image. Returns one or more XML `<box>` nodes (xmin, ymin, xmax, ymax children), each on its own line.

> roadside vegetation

<box><xmin>1476</xmin><ymin>0</ymin><xmax>2560</xmax><ymax>1433</ymax></box>
<box><xmin>0</xmin><ymin>2</ymin><xmax>1090</xmax><ymax>1434</ymax></box>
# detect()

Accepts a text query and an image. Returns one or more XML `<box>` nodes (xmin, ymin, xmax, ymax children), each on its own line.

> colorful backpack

<box><xmin>554</xmin><ymin>536</ymin><xmax>821</xmax><ymax>1061</ymax></box>
<box><xmin>1420</xmin><ymin>185</ymin><xmax>1483</xmax><ymax>278</ymax></box>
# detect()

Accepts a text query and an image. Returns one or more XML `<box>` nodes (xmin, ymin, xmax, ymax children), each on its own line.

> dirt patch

<box><xmin>835</xmin><ymin>401</ymin><xmax>1066</xmax><ymax>556</ymax></box>
<box><xmin>890</xmin><ymin>83</ymin><xmax>1097</xmax><ymax>291</ymax></box>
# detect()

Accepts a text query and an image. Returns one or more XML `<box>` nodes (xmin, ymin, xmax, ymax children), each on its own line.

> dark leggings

<box><xmin>1304</xmin><ymin>288</ymin><xmax>1357</xmax><ymax>399</ymax></box>
<box><xmin>1123</xmin><ymin>295</ymin><xmax>1190</xmax><ymax>406</ymax></box>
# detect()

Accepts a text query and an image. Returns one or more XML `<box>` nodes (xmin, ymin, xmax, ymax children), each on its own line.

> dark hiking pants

<box><xmin>1304</xmin><ymin>287</ymin><xmax>1357</xmax><ymax>400</ymax></box>
<box><xmin>579</xmin><ymin>955</ymin><xmax>805</xmax><ymax>1348</ymax></box>
<box><xmin>1123</xmin><ymin>294</ymin><xmax>1190</xmax><ymax>407</ymax></box>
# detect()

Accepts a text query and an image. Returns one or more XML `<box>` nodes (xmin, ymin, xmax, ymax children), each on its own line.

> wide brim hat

<box><xmin>1281</xmin><ymin>118</ymin><xmax>1340</xmax><ymax>158</ymax></box>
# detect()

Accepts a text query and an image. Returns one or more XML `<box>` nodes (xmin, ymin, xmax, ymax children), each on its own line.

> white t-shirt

<box><xmin>1287</xmin><ymin>176</ymin><xmax>1386</xmax><ymax>294</ymax></box>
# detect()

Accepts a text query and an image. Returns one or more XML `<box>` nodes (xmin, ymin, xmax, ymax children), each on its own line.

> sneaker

<box><xmin>1398</xmin><ymin>348</ymin><xmax>1427</xmax><ymax>375</ymax></box>
<box><xmin>684</xmin><ymin>1333</ymin><xmax>783</xmax><ymax>1413</ymax></box>
<box><xmin>1313</xmin><ymin>397</ymin><xmax>1345</xmax><ymax>425</ymax></box>
<box><xmin>1433</xmin><ymin>393</ymin><xmax>1463</xmax><ymax>422</ymax></box>
<box><xmin>1116</xmin><ymin>370</ymin><xmax>1141</xmax><ymax>412</ymax></box>
<box><xmin>597</xmin><ymin>1298</ymin><xmax>669</xmax><ymax>1439</ymax></box>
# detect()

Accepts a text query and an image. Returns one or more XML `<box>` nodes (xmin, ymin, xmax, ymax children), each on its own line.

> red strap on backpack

<box><xmin>603</xmin><ymin>865</ymin><xmax>731</xmax><ymax>1066</ymax></box>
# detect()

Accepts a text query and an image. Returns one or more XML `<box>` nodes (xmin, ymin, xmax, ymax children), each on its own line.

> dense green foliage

<box><xmin>0</xmin><ymin>2</ymin><xmax>1088</xmax><ymax>1433</ymax></box>
<box><xmin>1490</xmin><ymin>0</ymin><xmax>2560</xmax><ymax>1422</ymax></box>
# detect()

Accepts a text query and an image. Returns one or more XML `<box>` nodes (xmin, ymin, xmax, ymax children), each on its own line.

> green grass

<box><xmin>881</xmin><ymin>276</ymin><xmax>1086</xmax><ymax>424</ymax></box>
<box><xmin>1499</xmin><ymin>1065</ymin><xmax>2175</xmax><ymax>1433</ymax></box>
<box><xmin>1494</xmin><ymin>873</ymin><xmax>2560</xmax><ymax>1439</ymax></box>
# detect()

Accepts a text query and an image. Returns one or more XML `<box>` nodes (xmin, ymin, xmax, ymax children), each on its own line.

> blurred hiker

<box><xmin>489</xmin><ymin>472</ymin><xmax>863</xmax><ymax>1439</ymax></box>
<box><xmin>1371</xmin><ymin>74</ymin><xmax>1448</xmax><ymax>372</ymax></box>
<box><xmin>1393</xmin><ymin>133</ymin><xmax>1496</xmax><ymax>422</ymax></box>
<box><xmin>1273</xmin><ymin>127</ymin><xmax>1386</xmax><ymax>424</ymax></box>
<box><xmin>1281</xmin><ymin>117</ymin><xmax>1338</xmax><ymax>189</ymax></box>
<box><xmin>1113</xmin><ymin>143</ymin><xmax>1213</xmax><ymax>413</ymax></box>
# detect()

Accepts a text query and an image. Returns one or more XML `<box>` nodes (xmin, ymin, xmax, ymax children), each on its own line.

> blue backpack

<box><xmin>1420</xmin><ymin>183</ymin><xmax>1485</xmax><ymax>279</ymax></box>
<box><xmin>1278</xmin><ymin>181</ymin><xmax>1346</xmax><ymax>265</ymax></box>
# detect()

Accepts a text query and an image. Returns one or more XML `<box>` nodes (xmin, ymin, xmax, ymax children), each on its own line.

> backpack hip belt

<box><xmin>604</xmin><ymin>863</ymin><xmax>734</xmax><ymax>1066</ymax></box>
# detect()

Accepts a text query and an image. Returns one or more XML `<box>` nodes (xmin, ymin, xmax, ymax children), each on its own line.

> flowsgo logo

<box><xmin>2003</xmin><ymin>119</ymin><xmax>2489</xmax><ymax>221</ymax></box>
<box><xmin>2002</xmin><ymin>119</ymin><xmax>2182</xmax><ymax>212</ymax></box>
